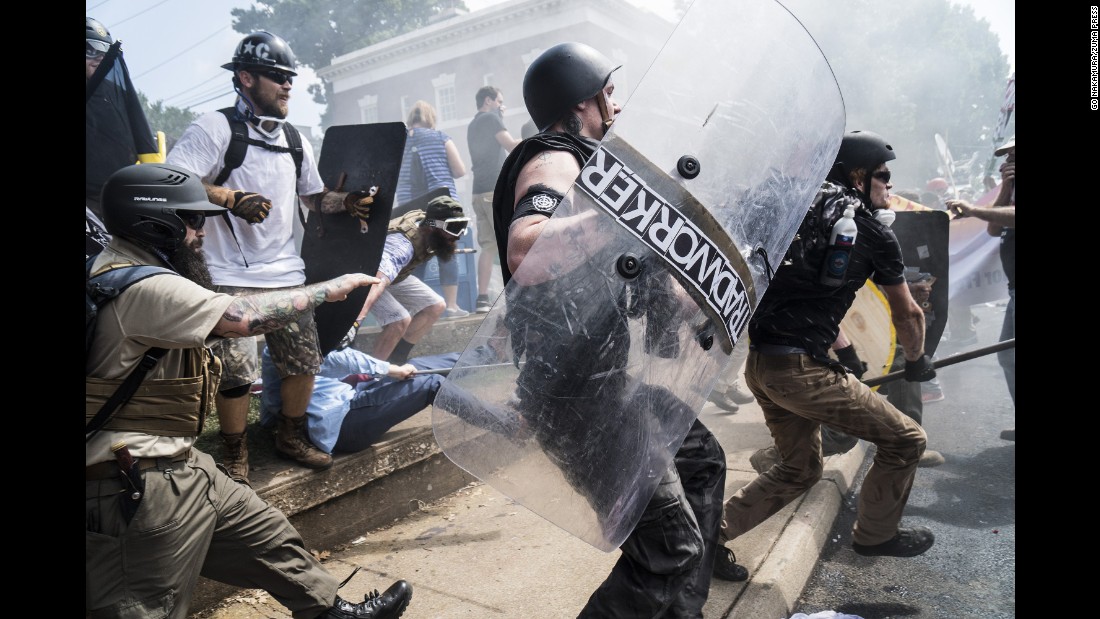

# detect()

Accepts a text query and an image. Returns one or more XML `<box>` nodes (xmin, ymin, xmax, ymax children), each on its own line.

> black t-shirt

<box><xmin>491</xmin><ymin>132</ymin><xmax>597</xmax><ymax>285</ymax></box>
<box><xmin>467</xmin><ymin>110</ymin><xmax>508</xmax><ymax>194</ymax></box>
<box><xmin>748</xmin><ymin>204</ymin><xmax>906</xmax><ymax>359</ymax></box>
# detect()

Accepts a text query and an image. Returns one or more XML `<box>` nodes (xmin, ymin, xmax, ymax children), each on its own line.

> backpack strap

<box><xmin>86</xmin><ymin>260</ymin><xmax>175</xmax><ymax>442</ymax></box>
<box><xmin>85</xmin><ymin>347</ymin><xmax>168</xmax><ymax>441</ymax></box>
<box><xmin>212</xmin><ymin>108</ymin><xmax>303</xmax><ymax>186</ymax></box>
<box><xmin>212</xmin><ymin>108</ymin><xmax>306</xmax><ymax>230</ymax></box>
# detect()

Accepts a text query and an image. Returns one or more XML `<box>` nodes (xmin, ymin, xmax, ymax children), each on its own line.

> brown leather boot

<box><xmin>275</xmin><ymin>414</ymin><xmax>333</xmax><ymax>470</ymax></box>
<box><xmin>219</xmin><ymin>430</ymin><xmax>251</xmax><ymax>486</ymax></box>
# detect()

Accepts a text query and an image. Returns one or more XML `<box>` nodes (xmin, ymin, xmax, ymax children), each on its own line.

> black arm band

<box><xmin>513</xmin><ymin>186</ymin><xmax>565</xmax><ymax>222</ymax></box>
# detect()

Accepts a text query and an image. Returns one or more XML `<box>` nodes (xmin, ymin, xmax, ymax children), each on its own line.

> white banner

<box><xmin>947</xmin><ymin>183</ymin><xmax>1009</xmax><ymax>307</ymax></box>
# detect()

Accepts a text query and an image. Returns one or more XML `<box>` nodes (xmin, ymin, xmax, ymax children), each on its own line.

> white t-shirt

<box><xmin>167</xmin><ymin>111</ymin><xmax>323</xmax><ymax>287</ymax></box>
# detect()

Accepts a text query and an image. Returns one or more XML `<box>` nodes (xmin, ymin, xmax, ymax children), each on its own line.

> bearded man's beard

<box><xmin>428</xmin><ymin>231</ymin><xmax>457</xmax><ymax>262</ymax></box>
<box><xmin>171</xmin><ymin>239</ymin><xmax>215</xmax><ymax>290</ymax></box>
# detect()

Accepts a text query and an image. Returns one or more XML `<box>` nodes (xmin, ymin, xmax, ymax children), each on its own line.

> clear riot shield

<box><xmin>433</xmin><ymin>0</ymin><xmax>846</xmax><ymax>551</ymax></box>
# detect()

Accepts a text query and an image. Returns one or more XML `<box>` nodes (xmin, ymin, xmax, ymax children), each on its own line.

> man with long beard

<box><xmin>86</xmin><ymin>162</ymin><xmax>412</xmax><ymax>619</ymax></box>
<box><xmin>167</xmin><ymin>31</ymin><xmax>375</xmax><ymax>484</ymax></box>
<box><xmin>346</xmin><ymin>196</ymin><xmax>469</xmax><ymax>364</ymax></box>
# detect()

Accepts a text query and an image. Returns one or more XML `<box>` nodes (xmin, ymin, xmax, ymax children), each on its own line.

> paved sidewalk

<box><xmin>192</xmin><ymin>387</ymin><xmax>869</xmax><ymax>619</ymax></box>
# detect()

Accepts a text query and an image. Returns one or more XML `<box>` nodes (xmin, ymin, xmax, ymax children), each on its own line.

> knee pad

<box><xmin>220</xmin><ymin>384</ymin><xmax>252</xmax><ymax>399</ymax></box>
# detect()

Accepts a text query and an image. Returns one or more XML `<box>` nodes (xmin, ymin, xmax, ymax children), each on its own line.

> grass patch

<box><xmin>195</xmin><ymin>394</ymin><xmax>278</xmax><ymax>461</ymax></box>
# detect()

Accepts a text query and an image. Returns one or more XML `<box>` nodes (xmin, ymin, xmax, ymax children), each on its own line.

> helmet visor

<box><xmin>86</xmin><ymin>39</ymin><xmax>110</xmax><ymax>58</ymax></box>
<box><xmin>429</xmin><ymin>217</ymin><xmax>470</xmax><ymax>238</ymax></box>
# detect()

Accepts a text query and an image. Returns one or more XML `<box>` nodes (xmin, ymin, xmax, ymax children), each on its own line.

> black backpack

<box><xmin>781</xmin><ymin>181</ymin><xmax>861</xmax><ymax>277</ymax></box>
<box><xmin>212</xmin><ymin>107</ymin><xmax>303</xmax><ymax>187</ymax></box>
<box><xmin>85</xmin><ymin>257</ymin><xmax>175</xmax><ymax>439</ymax></box>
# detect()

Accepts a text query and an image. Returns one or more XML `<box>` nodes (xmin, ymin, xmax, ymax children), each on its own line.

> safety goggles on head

<box><xmin>427</xmin><ymin>217</ymin><xmax>470</xmax><ymax>238</ymax></box>
<box><xmin>86</xmin><ymin>39</ymin><xmax>110</xmax><ymax>59</ymax></box>
<box><xmin>177</xmin><ymin>211</ymin><xmax>207</xmax><ymax>230</ymax></box>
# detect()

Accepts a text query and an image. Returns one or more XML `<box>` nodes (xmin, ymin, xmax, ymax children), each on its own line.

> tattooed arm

<box><xmin>211</xmin><ymin>273</ymin><xmax>379</xmax><ymax>338</ymax></box>
<box><xmin>507</xmin><ymin>150</ymin><xmax>603</xmax><ymax>284</ymax></box>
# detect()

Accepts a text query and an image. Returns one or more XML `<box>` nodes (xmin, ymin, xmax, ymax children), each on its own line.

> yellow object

<box><xmin>886</xmin><ymin>194</ymin><xmax>931</xmax><ymax>212</ymax></box>
<box><xmin>832</xmin><ymin>280</ymin><xmax>895</xmax><ymax>391</ymax></box>
<box><xmin>136</xmin><ymin>131</ymin><xmax>167</xmax><ymax>164</ymax></box>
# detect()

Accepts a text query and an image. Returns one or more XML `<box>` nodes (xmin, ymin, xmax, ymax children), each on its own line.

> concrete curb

<box><xmin>724</xmin><ymin>443</ymin><xmax>868</xmax><ymax>619</ymax></box>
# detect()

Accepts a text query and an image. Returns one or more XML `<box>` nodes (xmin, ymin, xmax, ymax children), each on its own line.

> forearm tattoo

<box><xmin>319</xmin><ymin>190</ymin><xmax>347</xmax><ymax>214</ymax></box>
<box><xmin>222</xmin><ymin>285</ymin><xmax>331</xmax><ymax>335</ymax></box>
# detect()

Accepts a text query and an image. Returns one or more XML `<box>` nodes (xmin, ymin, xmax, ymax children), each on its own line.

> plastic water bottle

<box><xmin>819</xmin><ymin>205</ymin><xmax>857</xmax><ymax>286</ymax></box>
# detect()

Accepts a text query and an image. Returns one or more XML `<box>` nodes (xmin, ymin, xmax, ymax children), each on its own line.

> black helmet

<box><xmin>523</xmin><ymin>42</ymin><xmax>620</xmax><ymax>132</ymax></box>
<box><xmin>86</xmin><ymin>17</ymin><xmax>113</xmax><ymax>56</ymax></box>
<box><xmin>221</xmin><ymin>31</ymin><xmax>298</xmax><ymax>76</ymax></box>
<box><xmin>832</xmin><ymin>130</ymin><xmax>896</xmax><ymax>181</ymax></box>
<box><xmin>101</xmin><ymin>163</ymin><xmax>229</xmax><ymax>252</ymax></box>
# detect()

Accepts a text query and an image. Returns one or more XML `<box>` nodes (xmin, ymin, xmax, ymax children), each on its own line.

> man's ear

<box><xmin>237</xmin><ymin>70</ymin><xmax>255</xmax><ymax>88</ymax></box>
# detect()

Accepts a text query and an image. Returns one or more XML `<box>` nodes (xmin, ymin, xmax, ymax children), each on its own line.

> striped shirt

<box><xmin>395</xmin><ymin>127</ymin><xmax>458</xmax><ymax>205</ymax></box>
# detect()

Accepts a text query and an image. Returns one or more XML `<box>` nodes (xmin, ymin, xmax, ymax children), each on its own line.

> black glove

<box><xmin>225</xmin><ymin>190</ymin><xmax>272</xmax><ymax>224</ymax></box>
<box><xmin>904</xmin><ymin>354</ymin><xmax>936</xmax><ymax>382</ymax></box>
<box><xmin>835</xmin><ymin>344</ymin><xmax>867</xmax><ymax>379</ymax></box>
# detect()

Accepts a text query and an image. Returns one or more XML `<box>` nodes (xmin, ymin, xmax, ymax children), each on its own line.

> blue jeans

<box><xmin>333</xmin><ymin>353</ymin><xmax>456</xmax><ymax>453</ymax></box>
<box><xmin>999</xmin><ymin>288</ymin><xmax>1015</xmax><ymax>404</ymax></box>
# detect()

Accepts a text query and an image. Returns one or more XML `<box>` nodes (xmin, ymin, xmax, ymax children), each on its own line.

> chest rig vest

<box><xmin>387</xmin><ymin>210</ymin><xmax>435</xmax><ymax>284</ymax></box>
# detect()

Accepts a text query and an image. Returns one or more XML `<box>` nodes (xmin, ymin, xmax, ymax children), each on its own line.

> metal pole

<box><xmin>863</xmin><ymin>338</ymin><xmax>1015</xmax><ymax>388</ymax></box>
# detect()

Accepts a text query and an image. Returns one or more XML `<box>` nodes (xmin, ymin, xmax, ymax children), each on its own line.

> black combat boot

<box><xmin>324</xmin><ymin>580</ymin><xmax>412</xmax><ymax>618</ymax></box>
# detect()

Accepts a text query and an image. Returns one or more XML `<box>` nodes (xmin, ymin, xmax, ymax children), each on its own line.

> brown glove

<box><xmin>343</xmin><ymin>189</ymin><xmax>375</xmax><ymax>222</ymax></box>
<box><xmin>206</xmin><ymin>185</ymin><xmax>272</xmax><ymax>224</ymax></box>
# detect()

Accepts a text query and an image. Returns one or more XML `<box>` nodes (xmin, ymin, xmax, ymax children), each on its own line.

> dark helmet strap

<box><xmin>86</xmin><ymin>40</ymin><xmax>123</xmax><ymax>103</ymax></box>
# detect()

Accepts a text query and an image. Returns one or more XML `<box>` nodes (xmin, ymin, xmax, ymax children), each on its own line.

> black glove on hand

<box><xmin>835</xmin><ymin>344</ymin><xmax>867</xmax><ymax>379</ymax></box>
<box><xmin>343</xmin><ymin>190</ymin><xmax>374</xmax><ymax>221</ymax></box>
<box><xmin>904</xmin><ymin>354</ymin><xmax>936</xmax><ymax>382</ymax></box>
<box><xmin>226</xmin><ymin>191</ymin><xmax>272</xmax><ymax>224</ymax></box>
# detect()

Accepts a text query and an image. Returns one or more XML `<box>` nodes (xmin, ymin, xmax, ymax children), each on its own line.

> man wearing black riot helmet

<box><xmin>716</xmin><ymin>131</ymin><xmax>938</xmax><ymax>578</ymax></box>
<box><xmin>86</xmin><ymin>162</ymin><xmax>412</xmax><ymax>619</ymax></box>
<box><xmin>167</xmin><ymin>31</ymin><xmax>376</xmax><ymax>484</ymax></box>
<box><xmin>492</xmin><ymin>42</ymin><xmax>734</xmax><ymax>616</ymax></box>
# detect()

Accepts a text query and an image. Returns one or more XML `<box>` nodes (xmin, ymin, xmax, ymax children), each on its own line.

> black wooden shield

<box><xmin>892</xmin><ymin>210</ymin><xmax>951</xmax><ymax>356</ymax></box>
<box><xmin>304</xmin><ymin>122</ymin><xmax>407</xmax><ymax>355</ymax></box>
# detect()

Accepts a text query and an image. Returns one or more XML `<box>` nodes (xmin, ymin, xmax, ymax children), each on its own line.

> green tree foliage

<box><xmin>229</xmin><ymin>0</ymin><xmax>467</xmax><ymax>126</ymax></box>
<box><xmin>782</xmin><ymin>0</ymin><xmax>1012</xmax><ymax>192</ymax></box>
<box><xmin>139</xmin><ymin>92</ymin><xmax>198</xmax><ymax>153</ymax></box>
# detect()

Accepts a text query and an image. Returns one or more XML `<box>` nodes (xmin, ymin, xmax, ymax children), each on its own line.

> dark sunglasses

<box><xmin>257</xmin><ymin>70</ymin><xmax>293</xmax><ymax>85</ymax></box>
<box><xmin>872</xmin><ymin>170</ymin><xmax>892</xmax><ymax>183</ymax></box>
<box><xmin>178</xmin><ymin>211</ymin><xmax>206</xmax><ymax>230</ymax></box>
<box><xmin>86</xmin><ymin>40</ymin><xmax>110</xmax><ymax>58</ymax></box>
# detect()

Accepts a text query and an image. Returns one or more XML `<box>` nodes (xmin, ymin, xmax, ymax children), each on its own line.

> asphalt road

<box><xmin>790</xmin><ymin>300</ymin><xmax>1016</xmax><ymax>619</ymax></box>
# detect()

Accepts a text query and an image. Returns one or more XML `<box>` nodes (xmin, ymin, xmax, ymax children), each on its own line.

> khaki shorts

<box><xmin>471</xmin><ymin>191</ymin><xmax>497</xmax><ymax>252</ymax></box>
<box><xmin>212</xmin><ymin>284</ymin><xmax>322</xmax><ymax>390</ymax></box>
<box><xmin>369</xmin><ymin>276</ymin><xmax>444</xmax><ymax>327</ymax></box>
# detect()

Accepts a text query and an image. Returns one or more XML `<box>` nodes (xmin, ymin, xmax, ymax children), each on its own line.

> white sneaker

<box><xmin>441</xmin><ymin>307</ymin><xmax>469</xmax><ymax>320</ymax></box>
<box><xmin>726</xmin><ymin>379</ymin><xmax>755</xmax><ymax>404</ymax></box>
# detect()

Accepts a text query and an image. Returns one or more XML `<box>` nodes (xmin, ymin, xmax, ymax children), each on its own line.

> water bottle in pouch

<box><xmin>819</xmin><ymin>205</ymin><xmax>857</xmax><ymax>286</ymax></box>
